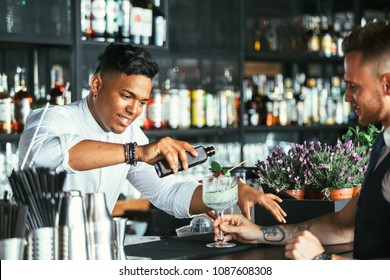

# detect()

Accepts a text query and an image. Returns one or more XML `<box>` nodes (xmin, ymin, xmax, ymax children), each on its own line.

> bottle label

<box><xmin>15</xmin><ymin>97</ymin><xmax>31</xmax><ymax>125</ymax></box>
<box><xmin>130</xmin><ymin>7</ymin><xmax>143</xmax><ymax>36</ymax></box>
<box><xmin>191</xmin><ymin>89</ymin><xmax>205</xmax><ymax>128</ymax></box>
<box><xmin>178</xmin><ymin>89</ymin><xmax>191</xmax><ymax>129</ymax></box>
<box><xmin>167</xmin><ymin>89</ymin><xmax>179</xmax><ymax>129</ymax></box>
<box><xmin>142</xmin><ymin>9</ymin><xmax>153</xmax><ymax>37</ymax></box>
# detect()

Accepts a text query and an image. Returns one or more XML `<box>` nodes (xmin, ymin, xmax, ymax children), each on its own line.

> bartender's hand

<box><xmin>213</xmin><ymin>214</ymin><xmax>261</xmax><ymax>244</ymax></box>
<box><xmin>237</xmin><ymin>181</ymin><xmax>287</xmax><ymax>223</ymax></box>
<box><xmin>136</xmin><ymin>137</ymin><xmax>198</xmax><ymax>173</ymax></box>
<box><xmin>285</xmin><ymin>230</ymin><xmax>325</xmax><ymax>260</ymax></box>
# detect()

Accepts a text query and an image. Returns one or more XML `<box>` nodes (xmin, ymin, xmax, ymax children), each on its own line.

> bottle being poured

<box><xmin>154</xmin><ymin>146</ymin><xmax>215</xmax><ymax>178</ymax></box>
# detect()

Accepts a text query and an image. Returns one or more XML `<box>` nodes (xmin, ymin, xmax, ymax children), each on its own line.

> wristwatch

<box><xmin>314</xmin><ymin>253</ymin><xmax>331</xmax><ymax>260</ymax></box>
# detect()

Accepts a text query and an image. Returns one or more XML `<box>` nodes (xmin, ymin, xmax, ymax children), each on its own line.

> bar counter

<box><xmin>124</xmin><ymin>233</ymin><xmax>354</xmax><ymax>260</ymax></box>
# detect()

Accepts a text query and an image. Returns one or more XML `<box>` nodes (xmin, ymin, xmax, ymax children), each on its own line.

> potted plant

<box><xmin>254</xmin><ymin>145</ymin><xmax>308</xmax><ymax>200</ymax></box>
<box><xmin>304</xmin><ymin>140</ymin><xmax>370</xmax><ymax>199</ymax></box>
<box><xmin>254</xmin><ymin>139</ymin><xmax>370</xmax><ymax>201</ymax></box>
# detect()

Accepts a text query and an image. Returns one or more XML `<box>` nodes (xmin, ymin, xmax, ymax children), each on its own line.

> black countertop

<box><xmin>124</xmin><ymin>233</ymin><xmax>354</xmax><ymax>260</ymax></box>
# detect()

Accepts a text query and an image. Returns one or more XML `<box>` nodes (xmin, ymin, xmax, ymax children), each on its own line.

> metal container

<box><xmin>26</xmin><ymin>227</ymin><xmax>58</xmax><ymax>260</ymax></box>
<box><xmin>85</xmin><ymin>192</ymin><xmax>114</xmax><ymax>260</ymax></box>
<box><xmin>58</xmin><ymin>190</ymin><xmax>88</xmax><ymax>260</ymax></box>
<box><xmin>0</xmin><ymin>238</ymin><xmax>26</xmax><ymax>260</ymax></box>
<box><xmin>113</xmin><ymin>217</ymin><xmax>127</xmax><ymax>260</ymax></box>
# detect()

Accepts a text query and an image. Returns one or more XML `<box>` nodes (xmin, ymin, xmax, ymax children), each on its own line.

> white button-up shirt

<box><xmin>18</xmin><ymin>98</ymin><xmax>198</xmax><ymax>217</ymax></box>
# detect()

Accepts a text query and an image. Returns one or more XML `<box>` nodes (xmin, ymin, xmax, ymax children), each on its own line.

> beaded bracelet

<box><xmin>124</xmin><ymin>142</ymin><xmax>137</xmax><ymax>166</ymax></box>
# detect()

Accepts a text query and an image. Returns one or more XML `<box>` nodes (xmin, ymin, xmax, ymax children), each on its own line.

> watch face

<box><xmin>314</xmin><ymin>253</ymin><xmax>331</xmax><ymax>260</ymax></box>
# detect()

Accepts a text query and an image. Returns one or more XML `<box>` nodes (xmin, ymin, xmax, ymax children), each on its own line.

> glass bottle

<box><xmin>90</xmin><ymin>0</ymin><xmax>106</xmax><ymax>41</ymax></box>
<box><xmin>152</xmin><ymin>0</ymin><xmax>166</xmax><ymax>47</ymax></box>
<box><xmin>0</xmin><ymin>74</ymin><xmax>12</xmax><ymax>134</ymax></box>
<box><xmin>154</xmin><ymin>146</ymin><xmax>215</xmax><ymax>178</ymax></box>
<box><xmin>13</xmin><ymin>67</ymin><xmax>33</xmax><ymax>133</ymax></box>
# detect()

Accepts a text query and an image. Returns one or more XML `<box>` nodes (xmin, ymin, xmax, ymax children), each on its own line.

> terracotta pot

<box><xmin>352</xmin><ymin>186</ymin><xmax>362</xmax><ymax>197</ymax></box>
<box><xmin>328</xmin><ymin>188</ymin><xmax>353</xmax><ymax>201</ymax></box>
<box><xmin>285</xmin><ymin>189</ymin><xmax>305</xmax><ymax>200</ymax></box>
<box><xmin>304</xmin><ymin>189</ymin><xmax>326</xmax><ymax>200</ymax></box>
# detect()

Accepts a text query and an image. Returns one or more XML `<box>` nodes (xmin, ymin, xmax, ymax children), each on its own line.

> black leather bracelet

<box><xmin>314</xmin><ymin>253</ymin><xmax>331</xmax><ymax>260</ymax></box>
<box><xmin>129</xmin><ymin>142</ymin><xmax>137</xmax><ymax>166</ymax></box>
<box><xmin>124</xmin><ymin>142</ymin><xmax>137</xmax><ymax>166</ymax></box>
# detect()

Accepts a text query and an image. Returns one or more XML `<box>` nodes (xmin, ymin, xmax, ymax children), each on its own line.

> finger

<box><xmin>178</xmin><ymin>148</ymin><xmax>189</xmax><ymax>170</ymax></box>
<box><xmin>164</xmin><ymin>152</ymin><xmax>178</xmax><ymax>173</ymax></box>
<box><xmin>266</xmin><ymin>193</ymin><xmax>283</xmax><ymax>203</ymax></box>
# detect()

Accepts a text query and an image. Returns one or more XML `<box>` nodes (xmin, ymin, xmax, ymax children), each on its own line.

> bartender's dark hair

<box><xmin>94</xmin><ymin>43</ymin><xmax>159</xmax><ymax>79</ymax></box>
<box><xmin>342</xmin><ymin>20</ymin><xmax>390</xmax><ymax>64</ymax></box>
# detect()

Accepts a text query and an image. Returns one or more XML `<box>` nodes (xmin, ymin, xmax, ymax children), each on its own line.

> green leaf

<box><xmin>221</xmin><ymin>168</ymin><xmax>231</xmax><ymax>176</ymax></box>
<box><xmin>210</xmin><ymin>161</ymin><xmax>223</xmax><ymax>173</ymax></box>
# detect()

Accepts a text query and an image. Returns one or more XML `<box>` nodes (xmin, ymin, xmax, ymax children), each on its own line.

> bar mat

<box><xmin>124</xmin><ymin>233</ymin><xmax>256</xmax><ymax>260</ymax></box>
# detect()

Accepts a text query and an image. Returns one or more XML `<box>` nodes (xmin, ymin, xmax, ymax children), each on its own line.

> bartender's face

<box><xmin>90</xmin><ymin>72</ymin><xmax>151</xmax><ymax>133</ymax></box>
<box><xmin>344</xmin><ymin>51</ymin><xmax>389</xmax><ymax>126</ymax></box>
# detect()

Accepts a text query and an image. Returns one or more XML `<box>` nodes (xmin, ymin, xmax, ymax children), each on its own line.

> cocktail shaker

<box><xmin>58</xmin><ymin>190</ymin><xmax>89</xmax><ymax>260</ymax></box>
<box><xmin>85</xmin><ymin>192</ymin><xmax>114</xmax><ymax>260</ymax></box>
<box><xmin>113</xmin><ymin>217</ymin><xmax>127</xmax><ymax>260</ymax></box>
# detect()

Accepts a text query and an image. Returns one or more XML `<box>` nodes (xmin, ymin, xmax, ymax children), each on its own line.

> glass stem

<box><xmin>217</xmin><ymin>211</ymin><xmax>225</xmax><ymax>242</ymax></box>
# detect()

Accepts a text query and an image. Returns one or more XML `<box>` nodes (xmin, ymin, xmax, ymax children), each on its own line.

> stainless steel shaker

<box><xmin>113</xmin><ymin>217</ymin><xmax>128</xmax><ymax>260</ymax></box>
<box><xmin>85</xmin><ymin>192</ymin><xmax>114</xmax><ymax>260</ymax></box>
<box><xmin>58</xmin><ymin>190</ymin><xmax>89</xmax><ymax>260</ymax></box>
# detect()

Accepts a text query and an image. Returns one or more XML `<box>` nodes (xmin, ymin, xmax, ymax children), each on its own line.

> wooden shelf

<box><xmin>112</xmin><ymin>199</ymin><xmax>151</xmax><ymax>217</ymax></box>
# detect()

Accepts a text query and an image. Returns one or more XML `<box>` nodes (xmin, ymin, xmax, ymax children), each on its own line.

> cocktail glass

<box><xmin>202</xmin><ymin>175</ymin><xmax>238</xmax><ymax>248</ymax></box>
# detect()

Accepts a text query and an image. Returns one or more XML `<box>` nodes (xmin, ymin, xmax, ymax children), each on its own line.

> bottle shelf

<box><xmin>0</xmin><ymin>34</ymin><xmax>73</xmax><ymax>47</ymax></box>
<box><xmin>245</xmin><ymin>50</ymin><xmax>343</xmax><ymax>64</ymax></box>
<box><xmin>244</xmin><ymin>123</ymin><xmax>353</xmax><ymax>133</ymax></box>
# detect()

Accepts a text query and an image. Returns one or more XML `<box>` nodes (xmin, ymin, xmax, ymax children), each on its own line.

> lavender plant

<box><xmin>255</xmin><ymin>139</ymin><xmax>370</xmax><ymax>197</ymax></box>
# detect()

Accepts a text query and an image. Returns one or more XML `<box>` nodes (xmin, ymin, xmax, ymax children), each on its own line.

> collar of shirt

<box><xmin>383</xmin><ymin>126</ymin><xmax>390</xmax><ymax>148</ymax></box>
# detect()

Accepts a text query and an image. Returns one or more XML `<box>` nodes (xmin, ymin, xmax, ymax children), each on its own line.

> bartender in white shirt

<box><xmin>18</xmin><ymin>42</ymin><xmax>287</xmax><ymax>222</ymax></box>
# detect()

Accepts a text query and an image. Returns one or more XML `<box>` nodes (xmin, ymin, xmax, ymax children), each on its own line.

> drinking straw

<box><xmin>20</xmin><ymin>102</ymin><xmax>50</xmax><ymax>170</ymax></box>
<box><xmin>28</xmin><ymin>82</ymin><xmax>70</xmax><ymax>168</ymax></box>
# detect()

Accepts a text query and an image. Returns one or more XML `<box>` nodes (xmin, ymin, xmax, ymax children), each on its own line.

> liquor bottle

<box><xmin>242</xmin><ymin>79</ymin><xmax>256</xmax><ymax>126</ymax></box>
<box><xmin>0</xmin><ymin>74</ymin><xmax>12</xmax><ymax>134</ymax></box>
<box><xmin>320</xmin><ymin>16</ymin><xmax>332</xmax><ymax>57</ymax></box>
<box><xmin>253</xmin><ymin>74</ymin><xmax>270</xmax><ymax>125</ymax></box>
<box><xmin>152</xmin><ymin>0</ymin><xmax>166</xmax><ymax>47</ymax></box>
<box><xmin>90</xmin><ymin>0</ymin><xmax>106</xmax><ymax>41</ymax></box>
<box><xmin>105</xmin><ymin>0</ymin><xmax>120</xmax><ymax>42</ymax></box>
<box><xmin>145</xmin><ymin>76</ymin><xmax>165</xmax><ymax>129</ymax></box>
<box><xmin>80</xmin><ymin>0</ymin><xmax>92</xmax><ymax>40</ymax></box>
<box><xmin>141</xmin><ymin>0</ymin><xmax>153</xmax><ymax>45</ymax></box>
<box><xmin>130</xmin><ymin>0</ymin><xmax>144</xmax><ymax>45</ymax></box>
<box><xmin>178</xmin><ymin>80</ymin><xmax>191</xmax><ymax>129</ymax></box>
<box><xmin>13</xmin><ymin>67</ymin><xmax>33</xmax><ymax>133</ymax></box>
<box><xmin>190</xmin><ymin>88</ymin><xmax>205</xmax><ymax>128</ymax></box>
<box><xmin>118</xmin><ymin>0</ymin><xmax>131</xmax><ymax>42</ymax></box>
<box><xmin>317</xmin><ymin>78</ymin><xmax>328</xmax><ymax>125</ymax></box>
<box><xmin>49</xmin><ymin>65</ymin><xmax>65</xmax><ymax>105</ymax></box>
<box><xmin>154</xmin><ymin>146</ymin><xmax>215</xmax><ymax>178</ymax></box>
<box><xmin>307</xmin><ymin>16</ymin><xmax>320</xmax><ymax>53</ymax></box>
<box><xmin>49</xmin><ymin>82</ymin><xmax>65</xmax><ymax>105</ymax></box>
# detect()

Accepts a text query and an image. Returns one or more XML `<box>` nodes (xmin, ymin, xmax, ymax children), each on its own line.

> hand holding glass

<box><xmin>202</xmin><ymin>175</ymin><xmax>238</xmax><ymax>248</ymax></box>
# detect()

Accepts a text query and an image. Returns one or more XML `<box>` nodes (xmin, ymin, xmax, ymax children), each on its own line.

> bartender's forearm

<box><xmin>189</xmin><ymin>185</ymin><xmax>212</xmax><ymax>215</ymax></box>
<box><xmin>68</xmin><ymin>140</ymin><xmax>125</xmax><ymax>170</ymax></box>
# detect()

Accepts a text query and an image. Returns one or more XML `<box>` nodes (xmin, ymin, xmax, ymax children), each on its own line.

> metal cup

<box><xmin>26</xmin><ymin>227</ymin><xmax>58</xmax><ymax>260</ymax></box>
<box><xmin>113</xmin><ymin>217</ymin><xmax>127</xmax><ymax>260</ymax></box>
<box><xmin>85</xmin><ymin>192</ymin><xmax>114</xmax><ymax>260</ymax></box>
<box><xmin>0</xmin><ymin>238</ymin><xmax>26</xmax><ymax>260</ymax></box>
<box><xmin>58</xmin><ymin>190</ymin><xmax>88</xmax><ymax>260</ymax></box>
